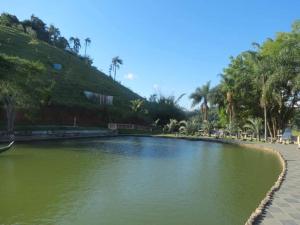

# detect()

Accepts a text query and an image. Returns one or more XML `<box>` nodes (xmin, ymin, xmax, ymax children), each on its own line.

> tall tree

<box><xmin>219</xmin><ymin>51</ymin><xmax>261</xmax><ymax>130</ymax></box>
<box><xmin>190</xmin><ymin>81</ymin><xmax>211</xmax><ymax>121</ymax></box>
<box><xmin>216</xmin><ymin>20</ymin><xmax>300</xmax><ymax>139</ymax></box>
<box><xmin>48</xmin><ymin>24</ymin><xmax>60</xmax><ymax>45</ymax></box>
<box><xmin>111</xmin><ymin>56</ymin><xmax>123</xmax><ymax>80</ymax></box>
<box><xmin>219</xmin><ymin>75</ymin><xmax>235</xmax><ymax>127</ymax></box>
<box><xmin>29</xmin><ymin>14</ymin><xmax>49</xmax><ymax>42</ymax></box>
<box><xmin>254</xmin><ymin>54</ymin><xmax>273</xmax><ymax>141</ymax></box>
<box><xmin>0</xmin><ymin>54</ymin><xmax>52</xmax><ymax>137</ymax></box>
<box><xmin>0</xmin><ymin>82</ymin><xmax>20</xmax><ymax>136</ymax></box>
<box><xmin>56</xmin><ymin>37</ymin><xmax>69</xmax><ymax>50</ymax></box>
<box><xmin>69</xmin><ymin>37</ymin><xmax>81</xmax><ymax>54</ymax></box>
<box><xmin>84</xmin><ymin>37</ymin><xmax>91</xmax><ymax>56</ymax></box>
<box><xmin>243</xmin><ymin>118</ymin><xmax>263</xmax><ymax>141</ymax></box>
<box><xmin>258</xmin><ymin>24</ymin><xmax>300</xmax><ymax>137</ymax></box>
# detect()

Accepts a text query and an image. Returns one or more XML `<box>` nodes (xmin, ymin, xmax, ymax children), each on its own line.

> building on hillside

<box><xmin>84</xmin><ymin>91</ymin><xmax>113</xmax><ymax>105</ymax></box>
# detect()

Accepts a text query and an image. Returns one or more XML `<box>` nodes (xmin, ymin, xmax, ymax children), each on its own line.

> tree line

<box><xmin>0</xmin><ymin>13</ymin><xmax>92</xmax><ymax>59</ymax></box>
<box><xmin>189</xmin><ymin>20</ymin><xmax>300</xmax><ymax>140</ymax></box>
<box><xmin>0</xmin><ymin>54</ymin><xmax>53</xmax><ymax>137</ymax></box>
<box><xmin>0</xmin><ymin>13</ymin><xmax>127</xmax><ymax>80</ymax></box>
<box><xmin>126</xmin><ymin>21</ymin><xmax>300</xmax><ymax>136</ymax></box>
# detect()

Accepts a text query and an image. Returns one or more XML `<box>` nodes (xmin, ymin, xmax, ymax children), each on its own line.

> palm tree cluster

<box><xmin>189</xmin><ymin>20</ymin><xmax>300</xmax><ymax>140</ymax></box>
<box><xmin>110</xmin><ymin>56</ymin><xmax>123</xmax><ymax>80</ymax></box>
<box><xmin>68</xmin><ymin>37</ymin><xmax>92</xmax><ymax>56</ymax></box>
<box><xmin>190</xmin><ymin>81</ymin><xmax>211</xmax><ymax>121</ymax></box>
<box><xmin>147</xmin><ymin>94</ymin><xmax>186</xmax><ymax>126</ymax></box>
<box><xmin>179</xmin><ymin>118</ymin><xmax>201</xmax><ymax>135</ymax></box>
<box><xmin>69</xmin><ymin>37</ymin><xmax>81</xmax><ymax>54</ymax></box>
<box><xmin>243</xmin><ymin>118</ymin><xmax>263</xmax><ymax>141</ymax></box>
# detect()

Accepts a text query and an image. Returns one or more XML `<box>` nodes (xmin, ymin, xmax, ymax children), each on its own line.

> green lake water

<box><xmin>0</xmin><ymin>137</ymin><xmax>281</xmax><ymax>225</ymax></box>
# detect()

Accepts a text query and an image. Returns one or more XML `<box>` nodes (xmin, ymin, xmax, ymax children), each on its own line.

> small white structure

<box><xmin>108</xmin><ymin>123</ymin><xmax>151</xmax><ymax>131</ymax></box>
<box><xmin>84</xmin><ymin>91</ymin><xmax>113</xmax><ymax>105</ymax></box>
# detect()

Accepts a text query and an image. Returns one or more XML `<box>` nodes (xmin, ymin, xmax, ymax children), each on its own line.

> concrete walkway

<box><xmin>251</xmin><ymin>143</ymin><xmax>300</xmax><ymax>225</ymax></box>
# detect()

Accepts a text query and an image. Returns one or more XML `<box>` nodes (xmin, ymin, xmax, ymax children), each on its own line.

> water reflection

<box><xmin>0</xmin><ymin>137</ymin><xmax>281</xmax><ymax>225</ymax></box>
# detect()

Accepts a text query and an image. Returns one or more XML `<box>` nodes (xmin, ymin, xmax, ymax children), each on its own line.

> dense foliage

<box><xmin>0</xmin><ymin>54</ymin><xmax>51</xmax><ymax>133</ymax></box>
<box><xmin>188</xmin><ymin>20</ymin><xmax>300</xmax><ymax>138</ymax></box>
<box><xmin>0</xmin><ymin>23</ymin><xmax>142</xmax><ymax>129</ymax></box>
<box><xmin>146</xmin><ymin>94</ymin><xmax>186</xmax><ymax>126</ymax></box>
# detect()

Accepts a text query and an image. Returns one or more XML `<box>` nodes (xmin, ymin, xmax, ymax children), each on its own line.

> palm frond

<box><xmin>175</xmin><ymin>93</ymin><xmax>186</xmax><ymax>104</ymax></box>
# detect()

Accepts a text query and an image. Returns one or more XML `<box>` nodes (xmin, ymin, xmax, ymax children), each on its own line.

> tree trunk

<box><xmin>267</xmin><ymin>120</ymin><xmax>273</xmax><ymax>140</ymax></box>
<box><xmin>204</xmin><ymin>105</ymin><xmax>208</xmax><ymax>121</ymax></box>
<box><xmin>229</xmin><ymin>109</ymin><xmax>232</xmax><ymax>137</ymax></box>
<box><xmin>114</xmin><ymin>66</ymin><xmax>116</xmax><ymax>81</ymax></box>
<box><xmin>272</xmin><ymin>118</ymin><xmax>277</xmax><ymax>139</ymax></box>
<box><xmin>264</xmin><ymin>105</ymin><xmax>267</xmax><ymax>141</ymax></box>
<box><xmin>4</xmin><ymin>98</ymin><xmax>16</xmax><ymax>137</ymax></box>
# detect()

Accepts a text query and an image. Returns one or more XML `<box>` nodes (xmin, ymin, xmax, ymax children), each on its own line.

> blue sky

<box><xmin>1</xmin><ymin>0</ymin><xmax>300</xmax><ymax>109</ymax></box>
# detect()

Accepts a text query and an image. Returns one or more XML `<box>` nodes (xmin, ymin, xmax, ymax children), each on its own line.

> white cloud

<box><xmin>124</xmin><ymin>73</ymin><xmax>135</xmax><ymax>80</ymax></box>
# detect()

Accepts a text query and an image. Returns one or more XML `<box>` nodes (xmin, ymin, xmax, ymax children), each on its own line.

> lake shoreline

<box><xmin>0</xmin><ymin>129</ymin><xmax>117</xmax><ymax>144</ymax></box>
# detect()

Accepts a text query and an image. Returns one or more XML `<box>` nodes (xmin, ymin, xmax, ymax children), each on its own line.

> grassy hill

<box><xmin>0</xmin><ymin>25</ymin><xmax>141</xmax><ymax>126</ymax></box>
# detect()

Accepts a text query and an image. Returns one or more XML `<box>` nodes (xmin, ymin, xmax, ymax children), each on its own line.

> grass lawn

<box><xmin>292</xmin><ymin>130</ymin><xmax>300</xmax><ymax>136</ymax></box>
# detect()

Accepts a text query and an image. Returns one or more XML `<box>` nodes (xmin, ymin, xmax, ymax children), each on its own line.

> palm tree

<box><xmin>165</xmin><ymin>119</ymin><xmax>179</xmax><ymax>133</ymax></box>
<box><xmin>175</xmin><ymin>93</ymin><xmax>186</xmax><ymax>105</ymax></box>
<box><xmin>190</xmin><ymin>81</ymin><xmax>211</xmax><ymax>121</ymax></box>
<box><xmin>84</xmin><ymin>37</ymin><xmax>91</xmax><ymax>56</ymax></box>
<box><xmin>179</xmin><ymin>119</ymin><xmax>200</xmax><ymax>135</ymax></box>
<box><xmin>130</xmin><ymin>99</ymin><xmax>144</xmax><ymax>113</ymax></box>
<box><xmin>111</xmin><ymin>56</ymin><xmax>123</xmax><ymax>81</ymax></box>
<box><xmin>0</xmin><ymin>82</ymin><xmax>18</xmax><ymax>136</ymax></box>
<box><xmin>69</xmin><ymin>37</ymin><xmax>75</xmax><ymax>50</ymax></box>
<box><xmin>220</xmin><ymin>74</ymin><xmax>235</xmax><ymax>128</ymax></box>
<box><xmin>258</xmin><ymin>56</ymin><xmax>278</xmax><ymax>141</ymax></box>
<box><xmin>69</xmin><ymin>37</ymin><xmax>81</xmax><ymax>54</ymax></box>
<box><xmin>243</xmin><ymin>118</ymin><xmax>263</xmax><ymax>141</ymax></box>
<box><xmin>226</xmin><ymin>91</ymin><xmax>235</xmax><ymax>126</ymax></box>
<box><xmin>260</xmin><ymin>80</ymin><xmax>268</xmax><ymax>141</ymax></box>
<box><xmin>250</xmin><ymin>49</ymin><xmax>270</xmax><ymax>142</ymax></box>
<box><xmin>48</xmin><ymin>25</ymin><xmax>60</xmax><ymax>44</ymax></box>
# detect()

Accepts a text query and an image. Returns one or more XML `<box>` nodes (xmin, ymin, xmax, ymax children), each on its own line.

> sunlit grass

<box><xmin>0</xmin><ymin>25</ymin><xmax>139</xmax><ymax>110</ymax></box>
<box><xmin>292</xmin><ymin>130</ymin><xmax>300</xmax><ymax>136</ymax></box>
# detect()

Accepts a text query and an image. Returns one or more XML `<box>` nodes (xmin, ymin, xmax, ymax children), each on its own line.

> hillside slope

<box><xmin>0</xmin><ymin>25</ymin><xmax>141</xmax><ymax>125</ymax></box>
